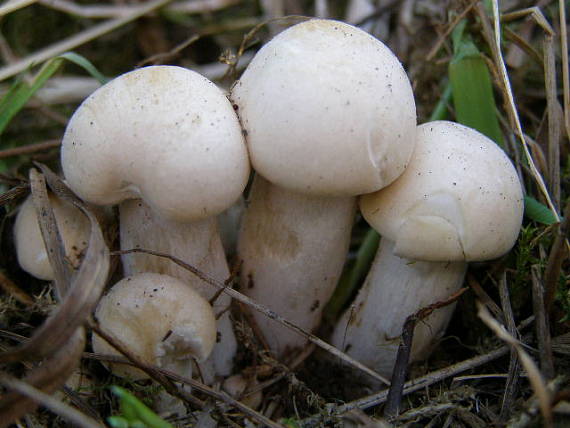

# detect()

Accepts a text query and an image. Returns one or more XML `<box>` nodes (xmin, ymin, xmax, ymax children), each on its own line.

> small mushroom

<box><xmin>14</xmin><ymin>194</ymin><xmax>90</xmax><ymax>280</ymax></box>
<box><xmin>62</xmin><ymin>65</ymin><xmax>250</xmax><ymax>378</ymax></box>
<box><xmin>231</xmin><ymin>19</ymin><xmax>416</xmax><ymax>357</ymax></box>
<box><xmin>92</xmin><ymin>272</ymin><xmax>217</xmax><ymax>381</ymax></box>
<box><xmin>331</xmin><ymin>121</ymin><xmax>524</xmax><ymax>379</ymax></box>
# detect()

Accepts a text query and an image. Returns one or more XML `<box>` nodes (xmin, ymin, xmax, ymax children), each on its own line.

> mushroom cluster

<box><xmin>13</xmin><ymin>16</ymin><xmax>524</xmax><ymax>411</ymax></box>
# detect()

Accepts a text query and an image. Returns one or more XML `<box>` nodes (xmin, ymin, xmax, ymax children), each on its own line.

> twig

<box><xmin>384</xmin><ymin>287</ymin><xmax>468</xmax><ymax>418</ymax></box>
<box><xmin>467</xmin><ymin>274</ymin><xmax>504</xmax><ymax>323</ymax></box>
<box><xmin>0</xmin><ymin>373</ymin><xmax>103</xmax><ymax>428</ymax></box>
<box><xmin>114</xmin><ymin>248</ymin><xmax>391</xmax><ymax>386</ymax></box>
<box><xmin>0</xmin><ymin>140</ymin><xmax>60</xmax><ymax>160</ymax></box>
<box><xmin>0</xmin><ymin>0</ymin><xmax>176</xmax><ymax>82</ymax></box>
<box><xmin>299</xmin><ymin>317</ymin><xmax>534</xmax><ymax>427</ymax></box>
<box><xmin>531</xmin><ymin>267</ymin><xmax>554</xmax><ymax>379</ymax></box>
<box><xmin>425</xmin><ymin>0</ymin><xmax>479</xmax><ymax>61</ymax></box>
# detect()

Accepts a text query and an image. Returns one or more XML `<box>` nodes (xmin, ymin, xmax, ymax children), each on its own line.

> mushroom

<box><xmin>231</xmin><ymin>19</ymin><xmax>416</xmax><ymax>357</ymax></box>
<box><xmin>92</xmin><ymin>272</ymin><xmax>216</xmax><ymax>414</ymax></box>
<box><xmin>330</xmin><ymin>121</ymin><xmax>524</xmax><ymax>378</ymax></box>
<box><xmin>14</xmin><ymin>194</ymin><xmax>90</xmax><ymax>280</ymax></box>
<box><xmin>61</xmin><ymin>65</ymin><xmax>250</xmax><ymax>379</ymax></box>
<box><xmin>92</xmin><ymin>272</ymin><xmax>216</xmax><ymax>379</ymax></box>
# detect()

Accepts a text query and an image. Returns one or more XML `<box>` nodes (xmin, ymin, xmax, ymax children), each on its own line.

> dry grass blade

<box><xmin>477</xmin><ymin>302</ymin><xmax>553</xmax><ymax>427</ymax></box>
<box><xmin>498</xmin><ymin>272</ymin><xmax>521</xmax><ymax>421</ymax></box>
<box><xmin>544</xmin><ymin>199</ymin><xmax>570</xmax><ymax>311</ymax></box>
<box><xmin>0</xmin><ymin>328</ymin><xmax>87</xmax><ymax>427</ymax></box>
<box><xmin>489</xmin><ymin>1</ymin><xmax>559</xmax><ymax>220</ymax></box>
<box><xmin>29</xmin><ymin>168</ymin><xmax>71</xmax><ymax>297</ymax></box>
<box><xmin>543</xmin><ymin>34</ymin><xmax>560</xmax><ymax>207</ymax></box>
<box><xmin>116</xmin><ymin>248</ymin><xmax>390</xmax><ymax>386</ymax></box>
<box><xmin>531</xmin><ymin>267</ymin><xmax>554</xmax><ymax>379</ymax></box>
<box><xmin>36</xmin><ymin>0</ymin><xmax>238</xmax><ymax>18</ymax></box>
<box><xmin>0</xmin><ymin>0</ymin><xmax>175</xmax><ymax>82</ymax></box>
<box><xmin>561</xmin><ymin>0</ymin><xmax>570</xmax><ymax>139</ymax></box>
<box><xmin>0</xmin><ymin>167</ymin><xmax>110</xmax><ymax>364</ymax></box>
<box><xmin>0</xmin><ymin>0</ymin><xmax>37</xmax><ymax>17</ymax></box>
<box><xmin>0</xmin><ymin>184</ymin><xmax>28</xmax><ymax>207</ymax></box>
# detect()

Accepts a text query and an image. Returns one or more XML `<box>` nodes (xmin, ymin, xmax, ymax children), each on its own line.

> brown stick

<box><xmin>384</xmin><ymin>287</ymin><xmax>468</xmax><ymax>418</ymax></box>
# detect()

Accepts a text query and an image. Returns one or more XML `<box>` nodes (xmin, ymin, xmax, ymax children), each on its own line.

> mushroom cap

<box><xmin>62</xmin><ymin>65</ymin><xmax>250</xmax><ymax>223</ymax></box>
<box><xmin>360</xmin><ymin>121</ymin><xmax>524</xmax><ymax>262</ymax></box>
<box><xmin>14</xmin><ymin>194</ymin><xmax>90</xmax><ymax>280</ymax></box>
<box><xmin>230</xmin><ymin>19</ymin><xmax>416</xmax><ymax>196</ymax></box>
<box><xmin>92</xmin><ymin>273</ymin><xmax>217</xmax><ymax>380</ymax></box>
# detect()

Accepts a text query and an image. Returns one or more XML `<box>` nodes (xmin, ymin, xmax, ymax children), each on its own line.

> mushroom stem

<box><xmin>120</xmin><ymin>199</ymin><xmax>237</xmax><ymax>380</ymax></box>
<box><xmin>330</xmin><ymin>238</ymin><xmax>467</xmax><ymax>380</ymax></box>
<box><xmin>238</xmin><ymin>176</ymin><xmax>356</xmax><ymax>358</ymax></box>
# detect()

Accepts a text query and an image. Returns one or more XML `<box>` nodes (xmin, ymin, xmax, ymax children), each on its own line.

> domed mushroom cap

<box><xmin>14</xmin><ymin>194</ymin><xmax>90</xmax><ymax>280</ymax></box>
<box><xmin>62</xmin><ymin>65</ymin><xmax>250</xmax><ymax>223</ymax></box>
<box><xmin>231</xmin><ymin>19</ymin><xmax>416</xmax><ymax>196</ymax></box>
<box><xmin>92</xmin><ymin>273</ymin><xmax>217</xmax><ymax>380</ymax></box>
<box><xmin>360</xmin><ymin>121</ymin><xmax>524</xmax><ymax>262</ymax></box>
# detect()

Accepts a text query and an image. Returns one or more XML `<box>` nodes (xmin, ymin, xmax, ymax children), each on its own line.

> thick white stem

<box><xmin>330</xmin><ymin>238</ymin><xmax>467</xmax><ymax>379</ymax></box>
<box><xmin>120</xmin><ymin>199</ymin><xmax>237</xmax><ymax>380</ymax></box>
<box><xmin>238</xmin><ymin>176</ymin><xmax>355</xmax><ymax>358</ymax></box>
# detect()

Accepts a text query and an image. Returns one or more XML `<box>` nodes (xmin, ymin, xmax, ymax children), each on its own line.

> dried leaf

<box><xmin>0</xmin><ymin>167</ymin><xmax>109</xmax><ymax>364</ymax></box>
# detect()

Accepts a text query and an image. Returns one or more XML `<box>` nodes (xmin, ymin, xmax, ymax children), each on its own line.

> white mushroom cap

<box><xmin>231</xmin><ymin>19</ymin><xmax>416</xmax><ymax>196</ymax></box>
<box><xmin>92</xmin><ymin>273</ymin><xmax>217</xmax><ymax>380</ymax></box>
<box><xmin>360</xmin><ymin>121</ymin><xmax>524</xmax><ymax>262</ymax></box>
<box><xmin>61</xmin><ymin>65</ymin><xmax>250</xmax><ymax>223</ymax></box>
<box><xmin>14</xmin><ymin>194</ymin><xmax>90</xmax><ymax>280</ymax></box>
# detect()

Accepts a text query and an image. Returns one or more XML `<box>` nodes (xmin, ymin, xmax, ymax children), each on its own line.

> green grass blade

<box><xmin>450</xmin><ymin>23</ymin><xmax>504</xmax><ymax>146</ymax></box>
<box><xmin>0</xmin><ymin>58</ymin><xmax>63</xmax><ymax>135</ymax></box>
<box><xmin>0</xmin><ymin>52</ymin><xmax>107</xmax><ymax>138</ymax></box>
<box><xmin>524</xmin><ymin>196</ymin><xmax>559</xmax><ymax>225</ymax></box>
<box><xmin>59</xmin><ymin>52</ymin><xmax>108</xmax><ymax>84</ymax></box>
<box><xmin>428</xmin><ymin>82</ymin><xmax>452</xmax><ymax>122</ymax></box>
<box><xmin>325</xmin><ymin>229</ymin><xmax>380</xmax><ymax>321</ymax></box>
<box><xmin>110</xmin><ymin>386</ymin><xmax>173</xmax><ymax>428</ymax></box>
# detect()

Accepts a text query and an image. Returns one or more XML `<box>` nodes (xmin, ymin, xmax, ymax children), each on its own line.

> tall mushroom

<box><xmin>331</xmin><ymin>121</ymin><xmax>524</xmax><ymax>378</ymax></box>
<box><xmin>61</xmin><ymin>65</ymin><xmax>250</xmax><ymax>378</ymax></box>
<box><xmin>231</xmin><ymin>19</ymin><xmax>416</xmax><ymax>357</ymax></box>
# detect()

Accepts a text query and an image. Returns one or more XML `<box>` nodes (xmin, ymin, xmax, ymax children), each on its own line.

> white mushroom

<box><xmin>92</xmin><ymin>272</ymin><xmax>217</xmax><ymax>381</ymax></box>
<box><xmin>331</xmin><ymin>121</ymin><xmax>524</xmax><ymax>379</ymax></box>
<box><xmin>231</xmin><ymin>19</ymin><xmax>416</xmax><ymax>357</ymax></box>
<box><xmin>62</xmin><ymin>65</ymin><xmax>250</xmax><ymax>379</ymax></box>
<box><xmin>14</xmin><ymin>194</ymin><xmax>90</xmax><ymax>281</ymax></box>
